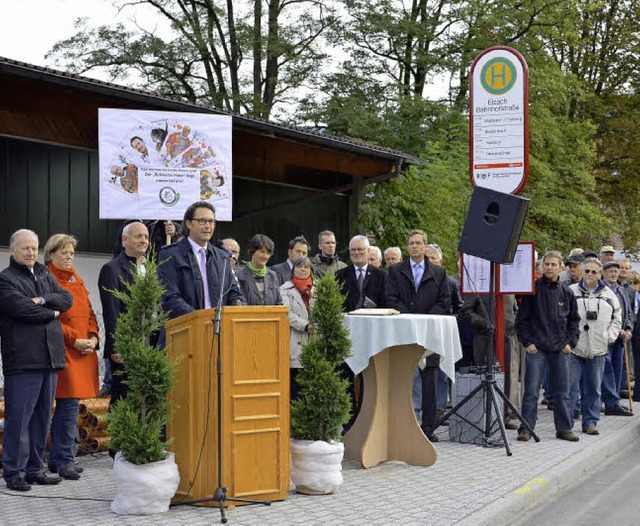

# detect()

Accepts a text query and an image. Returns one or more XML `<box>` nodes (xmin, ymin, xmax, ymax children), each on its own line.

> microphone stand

<box><xmin>212</xmin><ymin>255</ymin><xmax>271</xmax><ymax>522</ymax></box>
<box><xmin>173</xmin><ymin>251</ymin><xmax>270</xmax><ymax>524</ymax></box>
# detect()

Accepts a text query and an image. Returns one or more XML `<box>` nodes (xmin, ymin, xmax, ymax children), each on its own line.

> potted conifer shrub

<box><xmin>107</xmin><ymin>255</ymin><xmax>180</xmax><ymax>515</ymax></box>
<box><xmin>289</xmin><ymin>272</ymin><xmax>352</xmax><ymax>494</ymax></box>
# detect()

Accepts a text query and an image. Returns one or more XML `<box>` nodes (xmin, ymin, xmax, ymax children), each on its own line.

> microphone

<box><xmin>212</xmin><ymin>239</ymin><xmax>237</xmax><ymax>261</ymax></box>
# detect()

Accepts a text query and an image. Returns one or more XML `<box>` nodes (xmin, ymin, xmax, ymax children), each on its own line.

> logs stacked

<box><xmin>78</xmin><ymin>398</ymin><xmax>111</xmax><ymax>453</ymax></box>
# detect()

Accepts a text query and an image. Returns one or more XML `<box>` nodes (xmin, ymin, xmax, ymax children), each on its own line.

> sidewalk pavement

<box><xmin>1</xmin><ymin>402</ymin><xmax>638</xmax><ymax>526</ymax></box>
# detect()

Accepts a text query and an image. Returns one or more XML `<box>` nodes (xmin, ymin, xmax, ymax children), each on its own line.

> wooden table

<box><xmin>343</xmin><ymin>314</ymin><xmax>462</xmax><ymax>468</ymax></box>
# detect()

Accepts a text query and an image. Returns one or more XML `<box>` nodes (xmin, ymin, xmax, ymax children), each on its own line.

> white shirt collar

<box><xmin>188</xmin><ymin>236</ymin><xmax>207</xmax><ymax>255</ymax></box>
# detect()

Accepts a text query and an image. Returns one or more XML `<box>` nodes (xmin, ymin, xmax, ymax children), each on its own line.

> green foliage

<box><xmin>47</xmin><ymin>1</ymin><xmax>337</xmax><ymax>118</ymax></box>
<box><xmin>290</xmin><ymin>273</ymin><xmax>352</xmax><ymax>442</ymax></box>
<box><xmin>107</xmin><ymin>254</ymin><xmax>178</xmax><ymax>465</ymax></box>
<box><xmin>359</xmin><ymin>110</ymin><xmax>471</xmax><ymax>274</ymax></box>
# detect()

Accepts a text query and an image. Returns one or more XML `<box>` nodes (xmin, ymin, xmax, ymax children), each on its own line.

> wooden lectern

<box><xmin>165</xmin><ymin>306</ymin><xmax>290</xmax><ymax>506</ymax></box>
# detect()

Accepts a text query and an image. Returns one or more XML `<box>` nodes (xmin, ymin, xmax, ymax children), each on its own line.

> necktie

<box><xmin>357</xmin><ymin>267</ymin><xmax>365</xmax><ymax>308</ymax></box>
<box><xmin>413</xmin><ymin>263</ymin><xmax>422</xmax><ymax>292</ymax></box>
<box><xmin>199</xmin><ymin>248</ymin><xmax>212</xmax><ymax>309</ymax></box>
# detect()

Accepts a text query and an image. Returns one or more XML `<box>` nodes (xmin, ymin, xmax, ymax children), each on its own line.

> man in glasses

<box><xmin>568</xmin><ymin>258</ymin><xmax>622</xmax><ymax>436</ymax></box>
<box><xmin>158</xmin><ymin>201</ymin><xmax>245</xmax><ymax>323</ymax></box>
<box><xmin>386</xmin><ymin>229</ymin><xmax>452</xmax><ymax>442</ymax></box>
<box><xmin>515</xmin><ymin>250</ymin><xmax>580</xmax><ymax>442</ymax></box>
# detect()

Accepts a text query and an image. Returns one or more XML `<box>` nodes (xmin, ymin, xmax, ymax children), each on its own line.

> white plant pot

<box><xmin>290</xmin><ymin>439</ymin><xmax>344</xmax><ymax>495</ymax></box>
<box><xmin>111</xmin><ymin>451</ymin><xmax>180</xmax><ymax>515</ymax></box>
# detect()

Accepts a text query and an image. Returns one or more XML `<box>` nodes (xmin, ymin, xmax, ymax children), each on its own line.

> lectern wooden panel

<box><xmin>165</xmin><ymin>306</ymin><xmax>290</xmax><ymax>506</ymax></box>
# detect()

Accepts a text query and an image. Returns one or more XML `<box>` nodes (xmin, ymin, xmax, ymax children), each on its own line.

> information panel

<box><xmin>470</xmin><ymin>47</ymin><xmax>529</xmax><ymax>195</ymax></box>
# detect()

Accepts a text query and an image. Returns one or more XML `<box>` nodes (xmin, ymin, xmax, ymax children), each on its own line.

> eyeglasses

<box><xmin>408</xmin><ymin>241</ymin><xmax>425</xmax><ymax>246</ymax></box>
<box><xmin>350</xmin><ymin>247</ymin><xmax>367</xmax><ymax>252</ymax></box>
<box><xmin>192</xmin><ymin>218</ymin><xmax>215</xmax><ymax>226</ymax></box>
<box><xmin>583</xmin><ymin>269</ymin><xmax>599</xmax><ymax>275</ymax></box>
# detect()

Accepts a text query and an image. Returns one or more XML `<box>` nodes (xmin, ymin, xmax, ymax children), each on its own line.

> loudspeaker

<box><xmin>458</xmin><ymin>186</ymin><xmax>529</xmax><ymax>264</ymax></box>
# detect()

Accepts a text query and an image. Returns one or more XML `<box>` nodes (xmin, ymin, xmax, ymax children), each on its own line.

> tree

<box><xmin>290</xmin><ymin>272</ymin><xmax>352</xmax><ymax>442</ymax></box>
<box><xmin>47</xmin><ymin>0</ymin><xmax>337</xmax><ymax>119</ymax></box>
<box><xmin>107</xmin><ymin>255</ymin><xmax>177</xmax><ymax>465</ymax></box>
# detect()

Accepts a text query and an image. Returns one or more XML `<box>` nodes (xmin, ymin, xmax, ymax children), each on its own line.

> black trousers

<box><xmin>420</xmin><ymin>353</ymin><xmax>440</xmax><ymax>438</ymax></box>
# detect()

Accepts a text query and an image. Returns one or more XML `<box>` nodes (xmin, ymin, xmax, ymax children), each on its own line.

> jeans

<box><xmin>2</xmin><ymin>371</ymin><xmax>57</xmax><ymax>481</ymax></box>
<box><xmin>601</xmin><ymin>343</ymin><xmax>622</xmax><ymax>409</ymax></box>
<box><xmin>570</xmin><ymin>354</ymin><xmax>605</xmax><ymax>430</ymax></box>
<box><xmin>519</xmin><ymin>350</ymin><xmax>572</xmax><ymax>434</ymax></box>
<box><xmin>49</xmin><ymin>398</ymin><xmax>80</xmax><ymax>470</ymax></box>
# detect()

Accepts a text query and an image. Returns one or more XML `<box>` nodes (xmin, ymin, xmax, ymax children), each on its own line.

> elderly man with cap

<box><xmin>601</xmin><ymin>260</ymin><xmax>634</xmax><ymax>416</ymax></box>
<box><xmin>561</xmin><ymin>254</ymin><xmax>585</xmax><ymax>285</ymax></box>
<box><xmin>599</xmin><ymin>245</ymin><xmax>616</xmax><ymax>263</ymax></box>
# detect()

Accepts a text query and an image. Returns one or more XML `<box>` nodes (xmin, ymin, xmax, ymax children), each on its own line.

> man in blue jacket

<box><xmin>0</xmin><ymin>229</ymin><xmax>73</xmax><ymax>491</ymax></box>
<box><xmin>515</xmin><ymin>250</ymin><xmax>580</xmax><ymax>442</ymax></box>
<box><xmin>158</xmin><ymin>201</ymin><xmax>245</xmax><ymax>320</ymax></box>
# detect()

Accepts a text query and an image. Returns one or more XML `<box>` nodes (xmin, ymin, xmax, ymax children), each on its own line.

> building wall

<box><xmin>0</xmin><ymin>136</ymin><xmax>351</xmax><ymax>262</ymax></box>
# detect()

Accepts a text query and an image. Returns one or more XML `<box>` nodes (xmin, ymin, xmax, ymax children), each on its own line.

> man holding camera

<box><xmin>515</xmin><ymin>250</ymin><xmax>580</xmax><ymax>442</ymax></box>
<box><xmin>568</xmin><ymin>258</ymin><xmax>622</xmax><ymax>436</ymax></box>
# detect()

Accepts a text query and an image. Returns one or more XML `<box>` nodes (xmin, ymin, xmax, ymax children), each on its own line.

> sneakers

<box><xmin>604</xmin><ymin>405</ymin><xmax>633</xmax><ymax>416</ymax></box>
<box><xmin>517</xmin><ymin>430</ymin><xmax>531</xmax><ymax>442</ymax></box>
<box><xmin>556</xmin><ymin>431</ymin><xmax>580</xmax><ymax>442</ymax></box>
<box><xmin>583</xmin><ymin>427</ymin><xmax>599</xmax><ymax>435</ymax></box>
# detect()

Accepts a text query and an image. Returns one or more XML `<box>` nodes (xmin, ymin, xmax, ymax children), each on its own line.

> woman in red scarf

<box><xmin>280</xmin><ymin>257</ymin><xmax>315</xmax><ymax>401</ymax></box>
<box><xmin>44</xmin><ymin>234</ymin><xmax>99</xmax><ymax>480</ymax></box>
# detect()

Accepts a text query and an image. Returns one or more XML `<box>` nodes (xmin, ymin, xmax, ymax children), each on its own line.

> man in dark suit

<box><xmin>157</xmin><ymin>201</ymin><xmax>245</xmax><ymax>321</ymax></box>
<box><xmin>99</xmin><ymin>221</ymin><xmax>150</xmax><ymax>412</ymax></box>
<box><xmin>270</xmin><ymin>235</ymin><xmax>310</xmax><ymax>286</ymax></box>
<box><xmin>386</xmin><ymin>229</ymin><xmax>452</xmax><ymax>441</ymax></box>
<box><xmin>336</xmin><ymin>235</ymin><xmax>387</xmax><ymax>312</ymax></box>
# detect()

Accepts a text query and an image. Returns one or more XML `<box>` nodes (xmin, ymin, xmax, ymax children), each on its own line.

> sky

<box><xmin>0</xmin><ymin>0</ymin><xmax>157</xmax><ymax>79</ymax></box>
<box><xmin>0</xmin><ymin>0</ymin><xmax>450</xmax><ymax>109</ymax></box>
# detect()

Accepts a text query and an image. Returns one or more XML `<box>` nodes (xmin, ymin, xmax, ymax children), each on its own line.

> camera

<box><xmin>586</xmin><ymin>311</ymin><xmax>598</xmax><ymax>321</ymax></box>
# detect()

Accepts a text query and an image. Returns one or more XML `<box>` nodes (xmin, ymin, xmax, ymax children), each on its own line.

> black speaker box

<box><xmin>458</xmin><ymin>186</ymin><xmax>530</xmax><ymax>264</ymax></box>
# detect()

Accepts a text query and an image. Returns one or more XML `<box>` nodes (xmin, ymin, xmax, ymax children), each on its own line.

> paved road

<box><xmin>513</xmin><ymin>442</ymin><xmax>640</xmax><ymax>525</ymax></box>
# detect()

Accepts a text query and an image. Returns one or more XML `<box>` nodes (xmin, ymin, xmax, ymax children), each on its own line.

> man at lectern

<box><xmin>158</xmin><ymin>201</ymin><xmax>245</xmax><ymax>321</ymax></box>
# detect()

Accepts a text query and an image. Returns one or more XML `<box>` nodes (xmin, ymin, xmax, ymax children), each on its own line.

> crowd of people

<box><xmin>1</xmin><ymin>201</ymin><xmax>638</xmax><ymax>493</ymax></box>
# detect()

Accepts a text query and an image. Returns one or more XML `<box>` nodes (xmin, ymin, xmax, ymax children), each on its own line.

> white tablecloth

<box><xmin>343</xmin><ymin>314</ymin><xmax>463</xmax><ymax>380</ymax></box>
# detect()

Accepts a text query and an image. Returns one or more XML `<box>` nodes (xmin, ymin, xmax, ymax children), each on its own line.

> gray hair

<box><xmin>582</xmin><ymin>257</ymin><xmax>603</xmax><ymax>270</ymax></box>
<box><xmin>426</xmin><ymin>244</ymin><xmax>443</xmax><ymax>260</ymax></box>
<box><xmin>384</xmin><ymin>246</ymin><xmax>402</xmax><ymax>258</ymax></box>
<box><xmin>368</xmin><ymin>246</ymin><xmax>382</xmax><ymax>260</ymax></box>
<box><xmin>122</xmin><ymin>221</ymin><xmax>147</xmax><ymax>246</ymax></box>
<box><xmin>10</xmin><ymin>229</ymin><xmax>38</xmax><ymax>249</ymax></box>
<box><xmin>349</xmin><ymin>235</ymin><xmax>370</xmax><ymax>250</ymax></box>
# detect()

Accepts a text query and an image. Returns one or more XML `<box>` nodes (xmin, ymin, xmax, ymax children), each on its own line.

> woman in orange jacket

<box><xmin>44</xmin><ymin>234</ymin><xmax>99</xmax><ymax>480</ymax></box>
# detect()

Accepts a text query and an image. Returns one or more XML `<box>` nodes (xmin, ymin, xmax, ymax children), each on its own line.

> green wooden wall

<box><xmin>0</xmin><ymin>137</ymin><xmax>351</xmax><ymax>261</ymax></box>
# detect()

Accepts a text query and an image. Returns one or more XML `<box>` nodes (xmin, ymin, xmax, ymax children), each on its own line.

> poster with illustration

<box><xmin>99</xmin><ymin>109</ymin><xmax>232</xmax><ymax>220</ymax></box>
